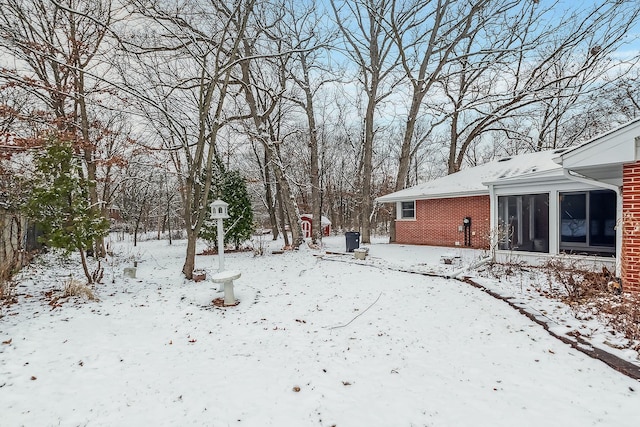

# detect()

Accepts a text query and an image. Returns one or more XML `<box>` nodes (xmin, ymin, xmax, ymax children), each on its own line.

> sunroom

<box><xmin>486</xmin><ymin>164</ymin><xmax>618</xmax><ymax>270</ymax></box>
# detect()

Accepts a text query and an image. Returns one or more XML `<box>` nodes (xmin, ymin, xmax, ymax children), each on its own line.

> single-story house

<box><xmin>376</xmin><ymin>149</ymin><xmax>565</xmax><ymax>249</ymax></box>
<box><xmin>300</xmin><ymin>214</ymin><xmax>332</xmax><ymax>238</ymax></box>
<box><xmin>376</xmin><ymin>118</ymin><xmax>640</xmax><ymax>293</ymax></box>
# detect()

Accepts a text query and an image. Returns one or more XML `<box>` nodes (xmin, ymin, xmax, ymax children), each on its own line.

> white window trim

<box><xmin>397</xmin><ymin>200</ymin><xmax>416</xmax><ymax>220</ymax></box>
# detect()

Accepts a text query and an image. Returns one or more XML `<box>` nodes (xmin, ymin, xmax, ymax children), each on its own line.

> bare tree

<box><xmin>318</xmin><ymin>90</ymin><xmax>367</xmax><ymax>232</ymax></box>
<box><xmin>236</xmin><ymin>30</ymin><xmax>306</xmax><ymax>248</ymax></box>
<box><xmin>119</xmin><ymin>0</ymin><xmax>256</xmax><ymax>278</ymax></box>
<box><xmin>557</xmin><ymin>59</ymin><xmax>640</xmax><ymax>139</ymax></box>
<box><xmin>438</xmin><ymin>1</ymin><xmax>640</xmax><ymax>172</ymax></box>
<box><xmin>610</xmin><ymin>66</ymin><xmax>640</xmax><ymax>121</ymax></box>
<box><xmin>0</xmin><ymin>0</ymin><xmax>120</xmax><ymax>256</ymax></box>
<box><xmin>247</xmin><ymin>132</ymin><xmax>280</xmax><ymax>239</ymax></box>
<box><xmin>331</xmin><ymin>0</ymin><xmax>402</xmax><ymax>243</ymax></box>
<box><xmin>381</xmin><ymin>0</ymin><xmax>497</xmax><ymax>240</ymax></box>
<box><xmin>276</xmin><ymin>0</ymin><xmax>338</xmax><ymax>244</ymax></box>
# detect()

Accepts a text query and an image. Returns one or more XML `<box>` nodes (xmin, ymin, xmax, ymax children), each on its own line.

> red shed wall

<box><xmin>300</xmin><ymin>216</ymin><xmax>331</xmax><ymax>238</ymax></box>
<box><xmin>622</xmin><ymin>162</ymin><xmax>640</xmax><ymax>293</ymax></box>
<box><xmin>395</xmin><ymin>195</ymin><xmax>491</xmax><ymax>249</ymax></box>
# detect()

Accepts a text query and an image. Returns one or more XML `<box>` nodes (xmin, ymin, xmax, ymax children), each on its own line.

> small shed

<box><xmin>300</xmin><ymin>214</ymin><xmax>331</xmax><ymax>238</ymax></box>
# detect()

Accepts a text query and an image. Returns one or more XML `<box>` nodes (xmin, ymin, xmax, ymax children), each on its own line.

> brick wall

<box><xmin>395</xmin><ymin>195</ymin><xmax>491</xmax><ymax>249</ymax></box>
<box><xmin>622</xmin><ymin>162</ymin><xmax>640</xmax><ymax>293</ymax></box>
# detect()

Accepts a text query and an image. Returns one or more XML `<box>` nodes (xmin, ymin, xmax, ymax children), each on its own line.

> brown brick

<box><xmin>396</xmin><ymin>195</ymin><xmax>490</xmax><ymax>249</ymax></box>
<box><xmin>622</xmin><ymin>161</ymin><xmax>640</xmax><ymax>294</ymax></box>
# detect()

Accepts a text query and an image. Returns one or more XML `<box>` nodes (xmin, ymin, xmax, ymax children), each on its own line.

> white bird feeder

<box><xmin>209</xmin><ymin>199</ymin><xmax>240</xmax><ymax>303</ymax></box>
<box><xmin>210</xmin><ymin>199</ymin><xmax>230</xmax><ymax>275</ymax></box>
<box><xmin>210</xmin><ymin>199</ymin><xmax>230</xmax><ymax>220</ymax></box>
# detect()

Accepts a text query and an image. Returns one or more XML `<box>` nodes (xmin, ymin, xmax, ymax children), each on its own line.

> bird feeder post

<box><xmin>209</xmin><ymin>199</ymin><xmax>240</xmax><ymax>305</ymax></box>
<box><xmin>210</xmin><ymin>199</ymin><xmax>230</xmax><ymax>290</ymax></box>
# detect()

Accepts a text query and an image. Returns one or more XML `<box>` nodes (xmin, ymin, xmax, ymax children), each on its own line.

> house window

<box><xmin>560</xmin><ymin>190</ymin><xmax>615</xmax><ymax>253</ymax></box>
<box><xmin>400</xmin><ymin>201</ymin><xmax>415</xmax><ymax>219</ymax></box>
<box><xmin>498</xmin><ymin>193</ymin><xmax>549</xmax><ymax>252</ymax></box>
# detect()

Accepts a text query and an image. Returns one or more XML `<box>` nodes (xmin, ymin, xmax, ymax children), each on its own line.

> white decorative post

<box><xmin>211</xmin><ymin>199</ymin><xmax>228</xmax><ymax>291</ymax></box>
<box><xmin>209</xmin><ymin>199</ymin><xmax>241</xmax><ymax>306</ymax></box>
<box><xmin>210</xmin><ymin>199</ymin><xmax>230</xmax><ymax>272</ymax></box>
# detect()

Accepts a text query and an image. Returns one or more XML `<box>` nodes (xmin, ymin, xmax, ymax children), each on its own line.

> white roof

<box><xmin>376</xmin><ymin>149</ymin><xmax>570</xmax><ymax>203</ymax></box>
<box><xmin>300</xmin><ymin>214</ymin><xmax>332</xmax><ymax>226</ymax></box>
<box><xmin>555</xmin><ymin>117</ymin><xmax>640</xmax><ymax>185</ymax></box>
<box><xmin>559</xmin><ymin>117</ymin><xmax>640</xmax><ymax>167</ymax></box>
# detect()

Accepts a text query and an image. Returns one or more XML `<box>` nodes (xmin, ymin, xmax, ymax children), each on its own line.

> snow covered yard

<box><xmin>1</xmin><ymin>235</ymin><xmax>639</xmax><ymax>426</ymax></box>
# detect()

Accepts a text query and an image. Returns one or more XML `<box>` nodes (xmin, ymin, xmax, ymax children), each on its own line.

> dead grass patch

<box><xmin>538</xmin><ymin>256</ymin><xmax>638</xmax><ymax>352</ymax></box>
<box><xmin>0</xmin><ymin>266</ymin><xmax>17</xmax><ymax>308</ymax></box>
<box><xmin>0</xmin><ymin>279</ymin><xmax>16</xmax><ymax>307</ymax></box>
<box><xmin>478</xmin><ymin>256</ymin><xmax>639</xmax><ymax>356</ymax></box>
<box><xmin>48</xmin><ymin>277</ymin><xmax>99</xmax><ymax>308</ymax></box>
<box><xmin>541</xmin><ymin>257</ymin><xmax>618</xmax><ymax>303</ymax></box>
<box><xmin>62</xmin><ymin>278</ymin><xmax>98</xmax><ymax>301</ymax></box>
<box><xmin>596</xmin><ymin>294</ymin><xmax>640</xmax><ymax>347</ymax></box>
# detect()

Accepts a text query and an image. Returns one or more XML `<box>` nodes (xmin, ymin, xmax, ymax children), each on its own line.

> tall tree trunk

<box><xmin>276</xmin><ymin>185</ymin><xmax>290</xmax><ymax>247</ymax></box>
<box><xmin>238</xmin><ymin>46</ymin><xmax>304</xmax><ymax>248</ymax></box>
<box><xmin>448</xmin><ymin>111</ymin><xmax>461</xmax><ymax>174</ymax></box>
<box><xmin>298</xmin><ymin>55</ymin><xmax>322</xmax><ymax>244</ymax></box>
<box><xmin>391</xmin><ymin>88</ymin><xmax>426</xmax><ymax>243</ymax></box>
<box><xmin>271</xmin><ymin>142</ymin><xmax>304</xmax><ymax>247</ymax></box>
<box><xmin>183</xmin><ymin>228</ymin><xmax>197</xmax><ymax>276</ymax></box>
<box><xmin>264</xmin><ymin>149</ymin><xmax>279</xmax><ymax>239</ymax></box>
<box><xmin>76</xmin><ymin>44</ymin><xmax>106</xmax><ymax>258</ymax></box>
<box><xmin>361</xmin><ymin>94</ymin><xmax>375</xmax><ymax>243</ymax></box>
<box><xmin>307</xmin><ymin>110</ymin><xmax>322</xmax><ymax>244</ymax></box>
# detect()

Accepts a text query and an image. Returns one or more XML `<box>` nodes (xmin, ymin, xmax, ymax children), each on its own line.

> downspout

<box><xmin>488</xmin><ymin>183</ymin><xmax>497</xmax><ymax>263</ymax></box>
<box><xmin>447</xmin><ymin>255</ymin><xmax>492</xmax><ymax>279</ymax></box>
<box><xmin>561</xmin><ymin>168</ymin><xmax>622</xmax><ymax>277</ymax></box>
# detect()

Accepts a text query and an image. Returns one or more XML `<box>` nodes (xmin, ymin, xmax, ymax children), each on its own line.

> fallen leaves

<box><xmin>2</xmin><ymin>338</ymin><xmax>11</xmax><ymax>345</ymax></box>
<box><xmin>212</xmin><ymin>297</ymin><xmax>240</xmax><ymax>307</ymax></box>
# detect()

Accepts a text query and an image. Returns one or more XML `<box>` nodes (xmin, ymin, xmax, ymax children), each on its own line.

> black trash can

<box><xmin>345</xmin><ymin>231</ymin><xmax>360</xmax><ymax>252</ymax></box>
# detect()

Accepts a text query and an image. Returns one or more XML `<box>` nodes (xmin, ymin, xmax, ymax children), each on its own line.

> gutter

<box><xmin>375</xmin><ymin>190</ymin><xmax>490</xmax><ymax>204</ymax></box>
<box><xmin>561</xmin><ymin>168</ymin><xmax>621</xmax><ymax>194</ymax></box>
